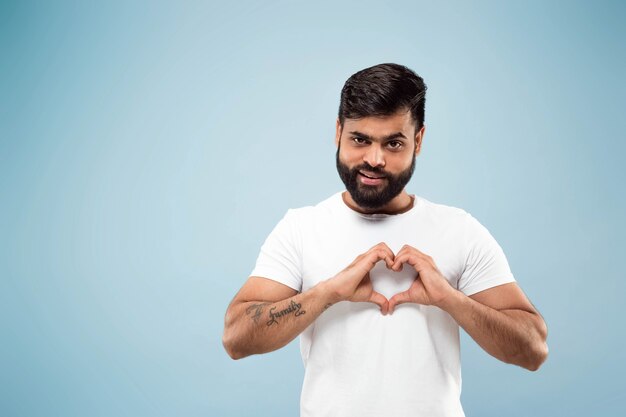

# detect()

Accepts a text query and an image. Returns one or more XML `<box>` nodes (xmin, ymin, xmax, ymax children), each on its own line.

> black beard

<box><xmin>335</xmin><ymin>146</ymin><xmax>416</xmax><ymax>210</ymax></box>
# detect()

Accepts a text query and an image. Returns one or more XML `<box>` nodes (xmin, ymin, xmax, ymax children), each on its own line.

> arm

<box><xmin>388</xmin><ymin>245</ymin><xmax>548</xmax><ymax>371</ymax></box>
<box><xmin>222</xmin><ymin>276</ymin><xmax>337</xmax><ymax>360</ymax></box>
<box><xmin>438</xmin><ymin>282</ymin><xmax>548</xmax><ymax>371</ymax></box>
<box><xmin>222</xmin><ymin>243</ymin><xmax>395</xmax><ymax>360</ymax></box>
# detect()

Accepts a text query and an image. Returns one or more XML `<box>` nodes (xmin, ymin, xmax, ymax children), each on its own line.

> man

<box><xmin>222</xmin><ymin>63</ymin><xmax>548</xmax><ymax>417</ymax></box>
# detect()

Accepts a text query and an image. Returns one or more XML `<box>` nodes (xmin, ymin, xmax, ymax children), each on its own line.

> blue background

<box><xmin>1</xmin><ymin>0</ymin><xmax>624</xmax><ymax>416</ymax></box>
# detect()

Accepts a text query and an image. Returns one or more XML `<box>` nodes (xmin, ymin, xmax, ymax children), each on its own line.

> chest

<box><xmin>299</xmin><ymin>215</ymin><xmax>466</xmax><ymax>297</ymax></box>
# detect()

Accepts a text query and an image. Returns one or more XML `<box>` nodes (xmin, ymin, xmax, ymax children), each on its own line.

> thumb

<box><xmin>388</xmin><ymin>290</ymin><xmax>411</xmax><ymax>315</ymax></box>
<box><xmin>368</xmin><ymin>291</ymin><xmax>389</xmax><ymax>315</ymax></box>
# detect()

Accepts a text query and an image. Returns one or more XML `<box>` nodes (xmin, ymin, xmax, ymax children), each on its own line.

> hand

<box><xmin>327</xmin><ymin>242</ymin><xmax>395</xmax><ymax>315</ymax></box>
<box><xmin>388</xmin><ymin>244</ymin><xmax>457</xmax><ymax>314</ymax></box>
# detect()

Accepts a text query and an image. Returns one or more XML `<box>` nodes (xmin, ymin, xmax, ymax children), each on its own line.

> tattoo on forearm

<box><xmin>245</xmin><ymin>303</ymin><xmax>270</xmax><ymax>324</ymax></box>
<box><xmin>267</xmin><ymin>300</ymin><xmax>306</xmax><ymax>326</ymax></box>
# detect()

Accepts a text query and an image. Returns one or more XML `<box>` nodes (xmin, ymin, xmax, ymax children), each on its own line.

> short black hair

<box><xmin>338</xmin><ymin>63</ymin><xmax>427</xmax><ymax>132</ymax></box>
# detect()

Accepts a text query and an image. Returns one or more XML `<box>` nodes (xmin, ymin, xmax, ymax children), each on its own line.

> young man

<box><xmin>222</xmin><ymin>63</ymin><xmax>548</xmax><ymax>417</ymax></box>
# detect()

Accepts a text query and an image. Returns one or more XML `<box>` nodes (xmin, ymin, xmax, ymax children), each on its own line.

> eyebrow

<box><xmin>348</xmin><ymin>131</ymin><xmax>408</xmax><ymax>141</ymax></box>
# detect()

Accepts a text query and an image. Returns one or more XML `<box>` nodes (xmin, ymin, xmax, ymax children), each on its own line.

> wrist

<box><xmin>316</xmin><ymin>278</ymin><xmax>345</xmax><ymax>305</ymax></box>
<box><xmin>435</xmin><ymin>288</ymin><xmax>464</xmax><ymax>311</ymax></box>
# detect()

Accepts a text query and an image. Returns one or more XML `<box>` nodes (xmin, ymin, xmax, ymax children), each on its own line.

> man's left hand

<box><xmin>388</xmin><ymin>244</ymin><xmax>458</xmax><ymax>314</ymax></box>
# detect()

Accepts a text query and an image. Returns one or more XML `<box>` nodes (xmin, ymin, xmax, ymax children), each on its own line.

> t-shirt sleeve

<box><xmin>249</xmin><ymin>209</ymin><xmax>303</xmax><ymax>292</ymax></box>
<box><xmin>458</xmin><ymin>213</ymin><xmax>516</xmax><ymax>296</ymax></box>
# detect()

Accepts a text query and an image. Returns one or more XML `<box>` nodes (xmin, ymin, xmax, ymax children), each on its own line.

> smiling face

<box><xmin>335</xmin><ymin>109</ymin><xmax>425</xmax><ymax>213</ymax></box>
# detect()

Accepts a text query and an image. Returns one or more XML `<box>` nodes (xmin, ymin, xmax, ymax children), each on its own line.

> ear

<box><xmin>414</xmin><ymin>124</ymin><xmax>426</xmax><ymax>156</ymax></box>
<box><xmin>335</xmin><ymin>118</ymin><xmax>342</xmax><ymax>148</ymax></box>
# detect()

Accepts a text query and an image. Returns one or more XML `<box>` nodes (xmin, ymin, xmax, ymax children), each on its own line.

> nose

<box><xmin>363</xmin><ymin>144</ymin><xmax>385</xmax><ymax>168</ymax></box>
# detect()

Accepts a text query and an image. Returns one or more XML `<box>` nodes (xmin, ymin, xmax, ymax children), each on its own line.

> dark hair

<box><xmin>338</xmin><ymin>63</ymin><xmax>427</xmax><ymax>131</ymax></box>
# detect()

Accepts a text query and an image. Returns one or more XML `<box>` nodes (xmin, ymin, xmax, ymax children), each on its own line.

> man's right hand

<box><xmin>325</xmin><ymin>242</ymin><xmax>395</xmax><ymax>315</ymax></box>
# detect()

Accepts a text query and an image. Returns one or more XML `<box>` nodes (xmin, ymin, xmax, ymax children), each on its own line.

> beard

<box><xmin>335</xmin><ymin>146</ymin><xmax>416</xmax><ymax>210</ymax></box>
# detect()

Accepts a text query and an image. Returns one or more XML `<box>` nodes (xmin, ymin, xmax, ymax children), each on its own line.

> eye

<box><xmin>387</xmin><ymin>140</ymin><xmax>403</xmax><ymax>150</ymax></box>
<box><xmin>352</xmin><ymin>137</ymin><xmax>368</xmax><ymax>145</ymax></box>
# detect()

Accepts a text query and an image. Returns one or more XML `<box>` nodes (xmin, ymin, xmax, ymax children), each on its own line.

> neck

<box><xmin>342</xmin><ymin>190</ymin><xmax>414</xmax><ymax>215</ymax></box>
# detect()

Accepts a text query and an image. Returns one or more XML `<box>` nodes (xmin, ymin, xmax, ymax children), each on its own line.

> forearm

<box><xmin>438</xmin><ymin>290</ymin><xmax>548</xmax><ymax>371</ymax></box>
<box><xmin>222</xmin><ymin>280</ymin><xmax>337</xmax><ymax>360</ymax></box>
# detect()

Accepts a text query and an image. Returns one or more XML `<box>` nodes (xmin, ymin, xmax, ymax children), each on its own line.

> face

<box><xmin>335</xmin><ymin>110</ymin><xmax>424</xmax><ymax>211</ymax></box>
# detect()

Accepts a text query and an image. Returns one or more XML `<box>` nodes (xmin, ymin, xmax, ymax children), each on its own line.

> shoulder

<box><xmin>419</xmin><ymin>198</ymin><xmax>503</xmax><ymax>249</ymax></box>
<box><xmin>416</xmin><ymin>195</ymin><xmax>473</xmax><ymax>224</ymax></box>
<box><xmin>414</xmin><ymin>196</ymin><xmax>494</xmax><ymax>243</ymax></box>
<box><xmin>283</xmin><ymin>191</ymin><xmax>343</xmax><ymax>222</ymax></box>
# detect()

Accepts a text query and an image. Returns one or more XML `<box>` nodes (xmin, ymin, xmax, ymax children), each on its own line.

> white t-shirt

<box><xmin>250</xmin><ymin>191</ymin><xmax>516</xmax><ymax>417</ymax></box>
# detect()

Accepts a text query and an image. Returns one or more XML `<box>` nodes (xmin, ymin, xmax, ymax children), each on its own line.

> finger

<box><xmin>391</xmin><ymin>254</ymin><xmax>403</xmax><ymax>271</ymax></box>
<box><xmin>395</xmin><ymin>244</ymin><xmax>414</xmax><ymax>257</ymax></box>
<box><xmin>374</xmin><ymin>242</ymin><xmax>396</xmax><ymax>269</ymax></box>
<box><xmin>407</xmin><ymin>245</ymin><xmax>427</xmax><ymax>257</ymax></box>
<box><xmin>392</xmin><ymin>251</ymin><xmax>418</xmax><ymax>271</ymax></box>
<box><xmin>391</xmin><ymin>247</ymin><xmax>409</xmax><ymax>270</ymax></box>
<box><xmin>383</xmin><ymin>252</ymin><xmax>395</xmax><ymax>270</ymax></box>
<box><xmin>351</xmin><ymin>252</ymin><xmax>384</xmax><ymax>279</ymax></box>
<box><xmin>369</xmin><ymin>291</ymin><xmax>389</xmax><ymax>315</ymax></box>
<box><xmin>364</xmin><ymin>246</ymin><xmax>395</xmax><ymax>270</ymax></box>
<box><xmin>388</xmin><ymin>290</ymin><xmax>412</xmax><ymax>315</ymax></box>
<box><xmin>402</xmin><ymin>245</ymin><xmax>434</xmax><ymax>265</ymax></box>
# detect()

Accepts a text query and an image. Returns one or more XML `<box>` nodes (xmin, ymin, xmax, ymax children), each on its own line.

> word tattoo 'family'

<box><xmin>267</xmin><ymin>300</ymin><xmax>306</xmax><ymax>326</ymax></box>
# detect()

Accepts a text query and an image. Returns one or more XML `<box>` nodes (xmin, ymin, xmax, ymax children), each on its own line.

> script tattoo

<box><xmin>267</xmin><ymin>300</ymin><xmax>306</xmax><ymax>326</ymax></box>
<box><xmin>245</xmin><ymin>303</ymin><xmax>270</xmax><ymax>324</ymax></box>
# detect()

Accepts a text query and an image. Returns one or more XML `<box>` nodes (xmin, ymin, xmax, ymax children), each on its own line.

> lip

<box><xmin>359</xmin><ymin>170</ymin><xmax>385</xmax><ymax>179</ymax></box>
<box><xmin>358</xmin><ymin>172</ymin><xmax>385</xmax><ymax>185</ymax></box>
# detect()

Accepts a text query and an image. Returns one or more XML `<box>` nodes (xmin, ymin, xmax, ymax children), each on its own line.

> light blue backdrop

<box><xmin>1</xmin><ymin>1</ymin><xmax>624</xmax><ymax>416</ymax></box>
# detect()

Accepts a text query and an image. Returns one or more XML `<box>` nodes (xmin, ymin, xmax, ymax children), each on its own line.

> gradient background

<box><xmin>1</xmin><ymin>1</ymin><xmax>624</xmax><ymax>416</ymax></box>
